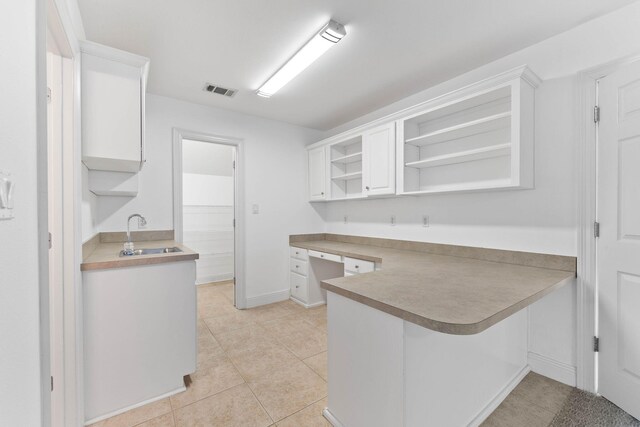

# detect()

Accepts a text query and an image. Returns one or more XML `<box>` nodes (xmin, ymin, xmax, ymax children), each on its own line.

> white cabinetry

<box><xmin>398</xmin><ymin>67</ymin><xmax>539</xmax><ymax>195</ymax></box>
<box><xmin>363</xmin><ymin>122</ymin><xmax>395</xmax><ymax>196</ymax></box>
<box><xmin>308</xmin><ymin>121</ymin><xmax>397</xmax><ymax>201</ymax></box>
<box><xmin>83</xmin><ymin>261</ymin><xmax>196</xmax><ymax>423</ymax></box>
<box><xmin>308</xmin><ymin>146</ymin><xmax>328</xmax><ymax>201</ymax></box>
<box><xmin>289</xmin><ymin>247</ymin><xmax>343</xmax><ymax>307</ymax></box>
<box><xmin>306</xmin><ymin>66</ymin><xmax>540</xmax><ymax>201</ymax></box>
<box><xmin>80</xmin><ymin>41</ymin><xmax>149</xmax><ymax>174</ymax></box>
<box><xmin>344</xmin><ymin>257</ymin><xmax>375</xmax><ymax>276</ymax></box>
<box><xmin>329</xmin><ymin>136</ymin><xmax>363</xmax><ymax>200</ymax></box>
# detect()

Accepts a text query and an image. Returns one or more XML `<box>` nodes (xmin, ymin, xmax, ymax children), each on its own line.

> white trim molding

<box><xmin>528</xmin><ymin>352</ymin><xmax>577</xmax><ymax>387</ymax></box>
<box><xmin>172</xmin><ymin>128</ymin><xmax>247</xmax><ymax>308</ymax></box>
<box><xmin>245</xmin><ymin>289</ymin><xmax>291</xmax><ymax>308</ymax></box>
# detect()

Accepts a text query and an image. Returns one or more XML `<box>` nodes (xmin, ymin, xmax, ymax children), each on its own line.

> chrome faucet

<box><xmin>124</xmin><ymin>213</ymin><xmax>147</xmax><ymax>254</ymax></box>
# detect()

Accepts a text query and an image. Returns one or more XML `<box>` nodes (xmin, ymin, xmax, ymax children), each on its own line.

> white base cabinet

<box><xmin>289</xmin><ymin>247</ymin><xmax>376</xmax><ymax>306</ymax></box>
<box><xmin>83</xmin><ymin>261</ymin><xmax>196</xmax><ymax>423</ymax></box>
<box><xmin>325</xmin><ymin>292</ymin><xmax>528</xmax><ymax>427</ymax></box>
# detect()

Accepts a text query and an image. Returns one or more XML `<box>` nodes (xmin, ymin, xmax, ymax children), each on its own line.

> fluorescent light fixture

<box><xmin>257</xmin><ymin>20</ymin><xmax>346</xmax><ymax>98</ymax></box>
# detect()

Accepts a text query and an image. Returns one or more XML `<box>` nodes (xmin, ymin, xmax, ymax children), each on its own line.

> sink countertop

<box><xmin>81</xmin><ymin>239</ymin><xmax>199</xmax><ymax>271</ymax></box>
<box><xmin>291</xmin><ymin>235</ymin><xmax>576</xmax><ymax>335</ymax></box>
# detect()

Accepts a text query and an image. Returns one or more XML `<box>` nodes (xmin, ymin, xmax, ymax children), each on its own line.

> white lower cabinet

<box><xmin>289</xmin><ymin>246</ymin><xmax>343</xmax><ymax>308</ymax></box>
<box><xmin>344</xmin><ymin>256</ymin><xmax>375</xmax><ymax>275</ymax></box>
<box><xmin>83</xmin><ymin>261</ymin><xmax>196</xmax><ymax>423</ymax></box>
<box><xmin>290</xmin><ymin>271</ymin><xmax>308</xmax><ymax>301</ymax></box>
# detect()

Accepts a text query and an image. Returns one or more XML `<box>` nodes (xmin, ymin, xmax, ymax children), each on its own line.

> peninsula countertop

<box><xmin>81</xmin><ymin>239</ymin><xmax>199</xmax><ymax>271</ymax></box>
<box><xmin>291</xmin><ymin>234</ymin><xmax>576</xmax><ymax>335</ymax></box>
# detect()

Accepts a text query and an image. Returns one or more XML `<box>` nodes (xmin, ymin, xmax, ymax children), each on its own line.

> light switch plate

<box><xmin>0</xmin><ymin>171</ymin><xmax>15</xmax><ymax>220</ymax></box>
<box><xmin>252</xmin><ymin>204</ymin><xmax>259</xmax><ymax>214</ymax></box>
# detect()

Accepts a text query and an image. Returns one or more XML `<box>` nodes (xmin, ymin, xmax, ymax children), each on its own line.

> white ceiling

<box><xmin>77</xmin><ymin>0</ymin><xmax>636</xmax><ymax>130</ymax></box>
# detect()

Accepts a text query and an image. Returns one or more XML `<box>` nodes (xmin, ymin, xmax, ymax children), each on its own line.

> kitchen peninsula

<box><xmin>290</xmin><ymin>234</ymin><xmax>576</xmax><ymax>427</ymax></box>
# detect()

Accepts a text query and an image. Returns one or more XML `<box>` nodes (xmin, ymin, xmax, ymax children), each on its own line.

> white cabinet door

<box><xmin>363</xmin><ymin>122</ymin><xmax>396</xmax><ymax>196</ymax></box>
<box><xmin>308</xmin><ymin>146</ymin><xmax>328</xmax><ymax>201</ymax></box>
<box><xmin>81</xmin><ymin>42</ymin><xmax>148</xmax><ymax>173</ymax></box>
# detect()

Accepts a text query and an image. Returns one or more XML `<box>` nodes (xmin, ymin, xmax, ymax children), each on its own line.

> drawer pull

<box><xmin>296</xmin><ymin>265</ymin><xmax>299</xmax><ymax>268</ymax></box>
<box><xmin>296</xmin><ymin>251</ymin><xmax>299</xmax><ymax>255</ymax></box>
<box><xmin>320</xmin><ymin>254</ymin><xmax>324</xmax><ymax>258</ymax></box>
<box><xmin>355</xmin><ymin>265</ymin><xmax>359</xmax><ymax>269</ymax></box>
<box><xmin>296</xmin><ymin>285</ymin><xmax>300</xmax><ymax>288</ymax></box>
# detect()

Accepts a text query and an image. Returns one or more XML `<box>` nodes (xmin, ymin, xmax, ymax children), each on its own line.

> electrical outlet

<box><xmin>252</xmin><ymin>204</ymin><xmax>259</xmax><ymax>214</ymax></box>
<box><xmin>423</xmin><ymin>215</ymin><xmax>429</xmax><ymax>227</ymax></box>
<box><xmin>391</xmin><ymin>215</ymin><xmax>396</xmax><ymax>226</ymax></box>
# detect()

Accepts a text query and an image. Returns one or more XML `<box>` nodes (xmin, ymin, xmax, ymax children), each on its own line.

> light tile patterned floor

<box><xmin>91</xmin><ymin>281</ymin><xmax>329</xmax><ymax>427</ymax></box>
<box><xmin>92</xmin><ymin>280</ymin><xmax>633</xmax><ymax>427</ymax></box>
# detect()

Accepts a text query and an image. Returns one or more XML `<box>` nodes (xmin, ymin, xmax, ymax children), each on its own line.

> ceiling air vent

<box><xmin>204</xmin><ymin>83</ymin><xmax>237</xmax><ymax>98</ymax></box>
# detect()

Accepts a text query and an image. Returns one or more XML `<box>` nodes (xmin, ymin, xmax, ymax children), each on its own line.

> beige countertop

<box><xmin>81</xmin><ymin>239</ymin><xmax>199</xmax><ymax>271</ymax></box>
<box><xmin>291</xmin><ymin>236</ymin><xmax>575</xmax><ymax>335</ymax></box>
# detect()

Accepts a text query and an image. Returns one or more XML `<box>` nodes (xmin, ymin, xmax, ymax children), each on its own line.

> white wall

<box><xmin>317</xmin><ymin>3</ymin><xmax>640</xmax><ymax>384</ymax></box>
<box><xmin>182</xmin><ymin>140</ymin><xmax>235</xmax><ymax>283</ymax></box>
<box><xmin>95</xmin><ymin>94</ymin><xmax>325</xmax><ymax>303</ymax></box>
<box><xmin>0</xmin><ymin>0</ymin><xmax>45</xmax><ymax>425</ymax></box>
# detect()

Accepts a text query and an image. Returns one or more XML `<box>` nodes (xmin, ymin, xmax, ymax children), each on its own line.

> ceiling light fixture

<box><xmin>256</xmin><ymin>19</ymin><xmax>347</xmax><ymax>98</ymax></box>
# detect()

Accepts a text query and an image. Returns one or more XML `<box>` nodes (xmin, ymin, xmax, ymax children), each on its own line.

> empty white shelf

<box><xmin>405</xmin><ymin>143</ymin><xmax>511</xmax><ymax>169</ymax></box>
<box><xmin>332</xmin><ymin>152</ymin><xmax>363</xmax><ymax>164</ymax></box>
<box><xmin>332</xmin><ymin>171</ymin><xmax>363</xmax><ymax>181</ymax></box>
<box><xmin>405</xmin><ymin>112</ymin><xmax>511</xmax><ymax>147</ymax></box>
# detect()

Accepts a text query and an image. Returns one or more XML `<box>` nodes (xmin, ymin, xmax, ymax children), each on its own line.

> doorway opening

<box><xmin>173</xmin><ymin>129</ymin><xmax>245</xmax><ymax>307</ymax></box>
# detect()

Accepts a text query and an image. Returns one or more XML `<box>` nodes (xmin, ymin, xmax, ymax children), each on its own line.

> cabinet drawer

<box><xmin>290</xmin><ymin>246</ymin><xmax>308</xmax><ymax>261</ymax></box>
<box><xmin>344</xmin><ymin>257</ymin><xmax>375</xmax><ymax>274</ymax></box>
<box><xmin>290</xmin><ymin>259</ymin><xmax>308</xmax><ymax>276</ymax></box>
<box><xmin>290</xmin><ymin>272</ymin><xmax>308</xmax><ymax>300</ymax></box>
<box><xmin>308</xmin><ymin>250</ymin><xmax>342</xmax><ymax>263</ymax></box>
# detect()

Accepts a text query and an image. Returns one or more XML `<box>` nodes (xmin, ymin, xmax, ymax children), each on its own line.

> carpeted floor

<box><xmin>550</xmin><ymin>389</ymin><xmax>640</xmax><ymax>427</ymax></box>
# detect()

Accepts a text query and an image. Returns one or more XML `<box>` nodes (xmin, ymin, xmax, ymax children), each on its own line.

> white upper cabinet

<box><xmin>397</xmin><ymin>67</ymin><xmax>539</xmax><ymax>195</ymax></box>
<box><xmin>308</xmin><ymin>146</ymin><xmax>328</xmax><ymax>201</ymax></box>
<box><xmin>363</xmin><ymin>122</ymin><xmax>396</xmax><ymax>196</ymax></box>
<box><xmin>307</xmin><ymin>66</ymin><xmax>539</xmax><ymax>201</ymax></box>
<box><xmin>308</xmin><ymin>122</ymin><xmax>396</xmax><ymax>201</ymax></box>
<box><xmin>328</xmin><ymin>136</ymin><xmax>363</xmax><ymax>200</ymax></box>
<box><xmin>80</xmin><ymin>41</ymin><xmax>149</xmax><ymax>173</ymax></box>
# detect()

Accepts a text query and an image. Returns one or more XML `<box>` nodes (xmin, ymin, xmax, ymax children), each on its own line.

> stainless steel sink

<box><xmin>119</xmin><ymin>247</ymin><xmax>183</xmax><ymax>257</ymax></box>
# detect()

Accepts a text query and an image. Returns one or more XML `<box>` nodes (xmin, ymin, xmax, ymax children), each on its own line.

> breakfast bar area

<box><xmin>290</xmin><ymin>234</ymin><xmax>576</xmax><ymax>427</ymax></box>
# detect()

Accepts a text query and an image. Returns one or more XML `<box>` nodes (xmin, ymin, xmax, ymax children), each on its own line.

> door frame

<box><xmin>577</xmin><ymin>52</ymin><xmax>640</xmax><ymax>393</ymax></box>
<box><xmin>172</xmin><ymin>128</ymin><xmax>247</xmax><ymax>308</ymax></box>
<box><xmin>42</xmin><ymin>0</ymin><xmax>84</xmax><ymax>425</ymax></box>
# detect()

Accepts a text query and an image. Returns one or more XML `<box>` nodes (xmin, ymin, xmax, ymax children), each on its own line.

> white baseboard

<box><xmin>85</xmin><ymin>385</ymin><xmax>185</xmax><ymax>425</ymax></box>
<box><xmin>290</xmin><ymin>296</ymin><xmax>326</xmax><ymax>309</ymax></box>
<box><xmin>323</xmin><ymin>408</ymin><xmax>344</xmax><ymax>427</ymax></box>
<box><xmin>196</xmin><ymin>273</ymin><xmax>233</xmax><ymax>285</ymax></box>
<box><xmin>527</xmin><ymin>351</ymin><xmax>577</xmax><ymax>387</ymax></box>
<box><xmin>245</xmin><ymin>289</ymin><xmax>290</xmax><ymax>308</ymax></box>
<box><xmin>467</xmin><ymin>365</ymin><xmax>531</xmax><ymax>427</ymax></box>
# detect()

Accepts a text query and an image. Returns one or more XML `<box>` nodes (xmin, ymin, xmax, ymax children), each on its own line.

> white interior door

<box><xmin>363</xmin><ymin>122</ymin><xmax>395</xmax><ymax>196</ymax></box>
<box><xmin>597</xmin><ymin>59</ymin><xmax>640</xmax><ymax>420</ymax></box>
<box><xmin>308</xmin><ymin>146</ymin><xmax>327</xmax><ymax>200</ymax></box>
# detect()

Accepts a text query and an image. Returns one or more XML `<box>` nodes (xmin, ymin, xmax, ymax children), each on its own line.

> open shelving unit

<box><xmin>399</xmin><ymin>73</ymin><xmax>537</xmax><ymax>194</ymax></box>
<box><xmin>330</xmin><ymin>136</ymin><xmax>364</xmax><ymax>199</ymax></box>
